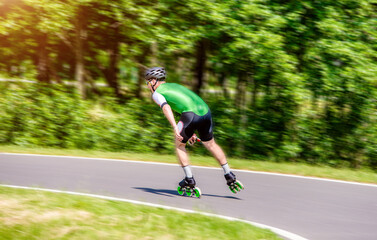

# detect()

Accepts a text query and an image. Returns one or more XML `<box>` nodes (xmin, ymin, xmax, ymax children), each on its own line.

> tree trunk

<box><xmin>235</xmin><ymin>71</ymin><xmax>247</xmax><ymax>110</ymax></box>
<box><xmin>194</xmin><ymin>39</ymin><xmax>207</xmax><ymax>95</ymax></box>
<box><xmin>75</xmin><ymin>6</ymin><xmax>88</xmax><ymax>98</ymax></box>
<box><xmin>150</xmin><ymin>41</ymin><xmax>158</xmax><ymax>66</ymax></box>
<box><xmin>50</xmin><ymin>66</ymin><xmax>61</xmax><ymax>83</ymax></box>
<box><xmin>176</xmin><ymin>57</ymin><xmax>191</xmax><ymax>85</ymax></box>
<box><xmin>250</xmin><ymin>74</ymin><xmax>257</xmax><ymax>109</ymax></box>
<box><xmin>235</xmin><ymin>71</ymin><xmax>248</xmax><ymax>155</ymax></box>
<box><xmin>135</xmin><ymin>46</ymin><xmax>150</xmax><ymax>99</ymax></box>
<box><xmin>36</xmin><ymin>32</ymin><xmax>50</xmax><ymax>83</ymax></box>
<box><xmin>218</xmin><ymin>72</ymin><xmax>228</xmax><ymax>98</ymax></box>
<box><xmin>105</xmin><ymin>23</ymin><xmax>121</xmax><ymax>98</ymax></box>
<box><xmin>136</xmin><ymin>64</ymin><xmax>146</xmax><ymax>99</ymax></box>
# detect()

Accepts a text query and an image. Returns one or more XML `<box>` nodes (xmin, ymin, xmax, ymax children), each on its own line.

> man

<box><xmin>145</xmin><ymin>67</ymin><xmax>243</xmax><ymax>196</ymax></box>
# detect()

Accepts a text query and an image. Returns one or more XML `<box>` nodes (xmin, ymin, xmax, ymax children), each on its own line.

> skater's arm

<box><xmin>162</xmin><ymin>104</ymin><xmax>183</xmax><ymax>141</ymax></box>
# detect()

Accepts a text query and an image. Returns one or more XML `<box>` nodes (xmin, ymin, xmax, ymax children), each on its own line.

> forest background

<box><xmin>0</xmin><ymin>0</ymin><xmax>376</xmax><ymax>170</ymax></box>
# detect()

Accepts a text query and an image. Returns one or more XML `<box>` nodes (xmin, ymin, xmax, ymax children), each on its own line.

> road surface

<box><xmin>0</xmin><ymin>153</ymin><xmax>376</xmax><ymax>240</ymax></box>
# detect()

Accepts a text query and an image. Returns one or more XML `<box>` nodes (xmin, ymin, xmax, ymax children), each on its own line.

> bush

<box><xmin>0</xmin><ymin>84</ymin><xmax>175</xmax><ymax>154</ymax></box>
<box><xmin>0</xmin><ymin>83</ymin><xmax>375</xmax><ymax>169</ymax></box>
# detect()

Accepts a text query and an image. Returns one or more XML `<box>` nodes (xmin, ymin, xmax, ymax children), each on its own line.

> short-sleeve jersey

<box><xmin>152</xmin><ymin>83</ymin><xmax>209</xmax><ymax>116</ymax></box>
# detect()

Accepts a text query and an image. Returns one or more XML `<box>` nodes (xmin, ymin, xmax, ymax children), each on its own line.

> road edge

<box><xmin>1</xmin><ymin>152</ymin><xmax>376</xmax><ymax>187</ymax></box>
<box><xmin>0</xmin><ymin>184</ymin><xmax>309</xmax><ymax>240</ymax></box>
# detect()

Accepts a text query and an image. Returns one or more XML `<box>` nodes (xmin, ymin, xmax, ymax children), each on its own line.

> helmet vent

<box><xmin>145</xmin><ymin>67</ymin><xmax>166</xmax><ymax>80</ymax></box>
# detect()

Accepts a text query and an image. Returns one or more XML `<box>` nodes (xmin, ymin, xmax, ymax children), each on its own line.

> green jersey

<box><xmin>152</xmin><ymin>83</ymin><xmax>209</xmax><ymax>116</ymax></box>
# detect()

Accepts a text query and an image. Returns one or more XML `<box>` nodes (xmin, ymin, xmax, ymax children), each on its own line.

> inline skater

<box><xmin>145</xmin><ymin>67</ymin><xmax>243</xmax><ymax>197</ymax></box>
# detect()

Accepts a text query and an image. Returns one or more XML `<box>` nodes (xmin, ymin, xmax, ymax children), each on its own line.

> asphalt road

<box><xmin>0</xmin><ymin>153</ymin><xmax>376</xmax><ymax>240</ymax></box>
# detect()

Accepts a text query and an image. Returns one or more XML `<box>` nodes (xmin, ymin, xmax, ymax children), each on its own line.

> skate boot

<box><xmin>225</xmin><ymin>172</ymin><xmax>244</xmax><ymax>194</ymax></box>
<box><xmin>177</xmin><ymin>177</ymin><xmax>202</xmax><ymax>198</ymax></box>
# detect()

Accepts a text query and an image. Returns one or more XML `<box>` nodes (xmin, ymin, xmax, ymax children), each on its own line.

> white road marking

<box><xmin>0</xmin><ymin>184</ymin><xmax>309</xmax><ymax>240</ymax></box>
<box><xmin>1</xmin><ymin>152</ymin><xmax>376</xmax><ymax>187</ymax></box>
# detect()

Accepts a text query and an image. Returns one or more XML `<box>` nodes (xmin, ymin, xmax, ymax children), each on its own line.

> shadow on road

<box><xmin>133</xmin><ymin>187</ymin><xmax>241</xmax><ymax>200</ymax></box>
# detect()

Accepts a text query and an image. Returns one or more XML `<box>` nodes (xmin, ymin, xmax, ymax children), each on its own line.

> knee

<box><xmin>202</xmin><ymin>138</ymin><xmax>216</xmax><ymax>149</ymax></box>
<box><xmin>175</xmin><ymin>140</ymin><xmax>186</xmax><ymax>150</ymax></box>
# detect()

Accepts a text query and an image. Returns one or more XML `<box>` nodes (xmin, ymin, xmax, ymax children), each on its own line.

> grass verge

<box><xmin>0</xmin><ymin>186</ymin><xmax>281</xmax><ymax>240</ymax></box>
<box><xmin>0</xmin><ymin>145</ymin><xmax>376</xmax><ymax>184</ymax></box>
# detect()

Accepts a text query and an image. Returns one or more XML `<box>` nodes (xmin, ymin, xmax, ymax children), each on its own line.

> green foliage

<box><xmin>0</xmin><ymin>82</ymin><xmax>376</xmax><ymax>169</ymax></box>
<box><xmin>0</xmin><ymin>0</ymin><xmax>376</xmax><ymax>169</ymax></box>
<box><xmin>0</xmin><ymin>84</ymin><xmax>175</xmax><ymax>154</ymax></box>
<box><xmin>0</xmin><ymin>84</ymin><xmax>86</xmax><ymax>148</ymax></box>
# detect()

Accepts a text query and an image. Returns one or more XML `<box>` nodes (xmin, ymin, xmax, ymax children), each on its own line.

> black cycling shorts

<box><xmin>177</xmin><ymin>111</ymin><xmax>213</xmax><ymax>143</ymax></box>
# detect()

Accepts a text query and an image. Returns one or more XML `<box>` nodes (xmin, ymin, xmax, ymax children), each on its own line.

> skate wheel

<box><xmin>229</xmin><ymin>180</ymin><xmax>244</xmax><ymax>194</ymax></box>
<box><xmin>229</xmin><ymin>185</ymin><xmax>237</xmax><ymax>194</ymax></box>
<box><xmin>177</xmin><ymin>186</ymin><xmax>185</xmax><ymax>196</ymax></box>
<box><xmin>186</xmin><ymin>188</ymin><xmax>193</xmax><ymax>197</ymax></box>
<box><xmin>193</xmin><ymin>187</ymin><xmax>202</xmax><ymax>198</ymax></box>
<box><xmin>235</xmin><ymin>180</ymin><xmax>244</xmax><ymax>190</ymax></box>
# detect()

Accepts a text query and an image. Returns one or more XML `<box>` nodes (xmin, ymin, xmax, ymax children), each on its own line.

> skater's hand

<box><xmin>174</xmin><ymin>126</ymin><xmax>184</xmax><ymax>142</ymax></box>
<box><xmin>188</xmin><ymin>134</ymin><xmax>198</xmax><ymax>145</ymax></box>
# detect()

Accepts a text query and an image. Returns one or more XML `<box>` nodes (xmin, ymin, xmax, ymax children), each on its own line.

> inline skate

<box><xmin>177</xmin><ymin>177</ymin><xmax>202</xmax><ymax>198</ymax></box>
<box><xmin>225</xmin><ymin>172</ymin><xmax>244</xmax><ymax>193</ymax></box>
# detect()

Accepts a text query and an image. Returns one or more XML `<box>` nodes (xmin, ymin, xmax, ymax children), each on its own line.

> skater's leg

<box><xmin>175</xmin><ymin>139</ymin><xmax>200</xmax><ymax>197</ymax></box>
<box><xmin>202</xmin><ymin>138</ymin><xmax>231</xmax><ymax>174</ymax></box>
<box><xmin>176</xmin><ymin>139</ymin><xmax>194</xmax><ymax>179</ymax></box>
<box><xmin>202</xmin><ymin>138</ymin><xmax>243</xmax><ymax>193</ymax></box>
<box><xmin>202</xmin><ymin>138</ymin><xmax>227</xmax><ymax>165</ymax></box>
<box><xmin>176</xmin><ymin>139</ymin><xmax>190</xmax><ymax>167</ymax></box>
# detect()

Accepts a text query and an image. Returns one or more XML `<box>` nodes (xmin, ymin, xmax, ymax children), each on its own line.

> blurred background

<box><xmin>0</xmin><ymin>0</ymin><xmax>376</xmax><ymax>170</ymax></box>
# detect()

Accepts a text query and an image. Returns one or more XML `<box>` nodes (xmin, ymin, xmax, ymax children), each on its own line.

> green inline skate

<box><xmin>177</xmin><ymin>177</ymin><xmax>202</xmax><ymax>198</ymax></box>
<box><xmin>225</xmin><ymin>172</ymin><xmax>244</xmax><ymax>193</ymax></box>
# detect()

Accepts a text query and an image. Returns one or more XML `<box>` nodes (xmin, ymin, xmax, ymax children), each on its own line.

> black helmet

<box><xmin>145</xmin><ymin>67</ymin><xmax>166</xmax><ymax>81</ymax></box>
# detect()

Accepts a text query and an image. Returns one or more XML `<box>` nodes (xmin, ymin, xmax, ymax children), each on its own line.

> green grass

<box><xmin>0</xmin><ymin>186</ymin><xmax>281</xmax><ymax>240</ymax></box>
<box><xmin>0</xmin><ymin>145</ymin><xmax>376</xmax><ymax>184</ymax></box>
